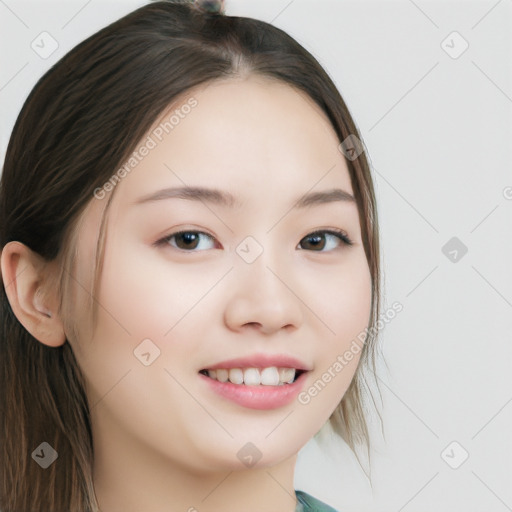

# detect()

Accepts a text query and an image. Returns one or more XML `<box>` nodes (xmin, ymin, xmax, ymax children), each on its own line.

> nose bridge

<box><xmin>235</xmin><ymin>233</ymin><xmax>286</xmax><ymax>294</ymax></box>
<box><xmin>224</xmin><ymin>233</ymin><xmax>303</xmax><ymax>333</ymax></box>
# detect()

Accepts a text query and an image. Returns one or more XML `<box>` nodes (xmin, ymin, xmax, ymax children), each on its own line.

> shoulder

<box><xmin>295</xmin><ymin>489</ymin><xmax>339</xmax><ymax>512</ymax></box>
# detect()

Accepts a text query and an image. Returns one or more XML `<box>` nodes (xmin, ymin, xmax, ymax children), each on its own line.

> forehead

<box><xmin>111</xmin><ymin>75</ymin><xmax>353</xmax><ymax>211</ymax></box>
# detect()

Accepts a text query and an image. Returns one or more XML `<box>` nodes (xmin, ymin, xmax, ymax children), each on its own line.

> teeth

<box><xmin>216</xmin><ymin>369</ymin><xmax>229</xmax><ymax>382</ymax></box>
<box><xmin>244</xmin><ymin>368</ymin><xmax>261</xmax><ymax>386</ymax></box>
<box><xmin>260</xmin><ymin>367</ymin><xmax>280</xmax><ymax>385</ymax></box>
<box><xmin>228</xmin><ymin>368</ymin><xmax>244</xmax><ymax>384</ymax></box>
<box><xmin>204</xmin><ymin>366</ymin><xmax>298</xmax><ymax>386</ymax></box>
<box><xmin>278</xmin><ymin>367</ymin><xmax>295</xmax><ymax>384</ymax></box>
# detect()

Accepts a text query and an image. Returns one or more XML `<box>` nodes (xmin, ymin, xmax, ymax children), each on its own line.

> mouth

<box><xmin>198</xmin><ymin>367</ymin><xmax>306</xmax><ymax>386</ymax></box>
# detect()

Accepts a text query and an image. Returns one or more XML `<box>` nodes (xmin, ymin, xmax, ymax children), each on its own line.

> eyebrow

<box><xmin>132</xmin><ymin>185</ymin><xmax>356</xmax><ymax>209</ymax></box>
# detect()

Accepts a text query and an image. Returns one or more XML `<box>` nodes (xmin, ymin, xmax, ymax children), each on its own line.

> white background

<box><xmin>1</xmin><ymin>1</ymin><xmax>511</xmax><ymax>511</ymax></box>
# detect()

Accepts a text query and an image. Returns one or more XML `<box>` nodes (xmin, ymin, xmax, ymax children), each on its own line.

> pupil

<box><xmin>305</xmin><ymin>234</ymin><xmax>324</xmax><ymax>250</ymax></box>
<box><xmin>179</xmin><ymin>232</ymin><xmax>198</xmax><ymax>249</ymax></box>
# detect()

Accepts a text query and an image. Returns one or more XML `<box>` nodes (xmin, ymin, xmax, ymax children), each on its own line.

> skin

<box><xmin>1</xmin><ymin>75</ymin><xmax>372</xmax><ymax>512</ymax></box>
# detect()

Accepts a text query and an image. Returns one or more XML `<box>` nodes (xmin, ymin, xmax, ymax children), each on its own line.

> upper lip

<box><xmin>201</xmin><ymin>353</ymin><xmax>312</xmax><ymax>371</ymax></box>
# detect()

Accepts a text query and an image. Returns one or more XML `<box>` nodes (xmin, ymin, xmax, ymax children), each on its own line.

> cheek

<box><xmin>305</xmin><ymin>252</ymin><xmax>372</xmax><ymax>347</ymax></box>
<box><xmin>71</xmin><ymin>237</ymin><xmax>207</xmax><ymax>436</ymax></box>
<box><xmin>295</xmin><ymin>254</ymin><xmax>372</xmax><ymax>415</ymax></box>
<box><xmin>90</xmin><ymin>235</ymin><xmax>227</xmax><ymax>378</ymax></box>
<box><xmin>97</xmin><ymin>236</ymin><xmax>211</xmax><ymax>341</ymax></box>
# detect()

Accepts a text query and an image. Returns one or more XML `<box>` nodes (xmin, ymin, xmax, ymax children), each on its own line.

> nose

<box><xmin>223</xmin><ymin>250</ymin><xmax>304</xmax><ymax>335</ymax></box>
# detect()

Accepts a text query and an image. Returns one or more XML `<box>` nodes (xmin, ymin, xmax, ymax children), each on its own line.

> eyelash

<box><xmin>154</xmin><ymin>228</ymin><xmax>354</xmax><ymax>252</ymax></box>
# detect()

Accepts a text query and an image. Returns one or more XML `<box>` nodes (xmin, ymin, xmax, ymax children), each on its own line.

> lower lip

<box><xmin>199</xmin><ymin>371</ymin><xmax>308</xmax><ymax>410</ymax></box>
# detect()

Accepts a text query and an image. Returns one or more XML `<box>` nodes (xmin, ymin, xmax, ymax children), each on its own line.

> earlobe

<box><xmin>0</xmin><ymin>241</ymin><xmax>67</xmax><ymax>348</ymax></box>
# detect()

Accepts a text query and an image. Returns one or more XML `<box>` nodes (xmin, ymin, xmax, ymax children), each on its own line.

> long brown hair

<box><xmin>0</xmin><ymin>1</ymin><xmax>381</xmax><ymax>510</ymax></box>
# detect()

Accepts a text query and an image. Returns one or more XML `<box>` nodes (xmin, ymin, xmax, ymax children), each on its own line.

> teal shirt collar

<box><xmin>295</xmin><ymin>490</ymin><xmax>338</xmax><ymax>512</ymax></box>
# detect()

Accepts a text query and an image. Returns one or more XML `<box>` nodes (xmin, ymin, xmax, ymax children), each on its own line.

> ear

<box><xmin>0</xmin><ymin>241</ymin><xmax>66</xmax><ymax>347</ymax></box>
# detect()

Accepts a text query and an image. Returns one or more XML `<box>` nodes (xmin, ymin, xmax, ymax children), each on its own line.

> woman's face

<box><xmin>71</xmin><ymin>75</ymin><xmax>372</xmax><ymax>473</ymax></box>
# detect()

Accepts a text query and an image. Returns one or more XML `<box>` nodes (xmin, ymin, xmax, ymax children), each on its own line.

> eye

<box><xmin>155</xmin><ymin>228</ymin><xmax>353</xmax><ymax>253</ymax></box>
<box><xmin>155</xmin><ymin>230</ymin><xmax>217</xmax><ymax>251</ymax></box>
<box><xmin>297</xmin><ymin>229</ymin><xmax>353</xmax><ymax>252</ymax></box>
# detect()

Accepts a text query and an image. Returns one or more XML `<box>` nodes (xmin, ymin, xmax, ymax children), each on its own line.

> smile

<box><xmin>199</xmin><ymin>366</ymin><xmax>305</xmax><ymax>386</ymax></box>
<box><xmin>198</xmin><ymin>367</ymin><xmax>309</xmax><ymax>410</ymax></box>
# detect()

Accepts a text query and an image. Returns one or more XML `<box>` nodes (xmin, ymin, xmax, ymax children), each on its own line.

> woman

<box><xmin>0</xmin><ymin>1</ymin><xmax>381</xmax><ymax>510</ymax></box>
